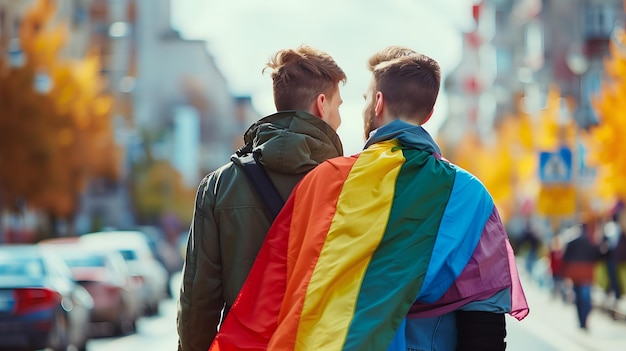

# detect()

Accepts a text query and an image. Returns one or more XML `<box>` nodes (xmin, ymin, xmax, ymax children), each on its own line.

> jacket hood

<box><xmin>364</xmin><ymin>120</ymin><xmax>441</xmax><ymax>155</ymax></box>
<box><xmin>233</xmin><ymin>111</ymin><xmax>343</xmax><ymax>174</ymax></box>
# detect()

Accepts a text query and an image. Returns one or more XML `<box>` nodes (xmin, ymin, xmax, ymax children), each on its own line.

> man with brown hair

<box><xmin>362</xmin><ymin>46</ymin><xmax>441</xmax><ymax>139</ymax></box>
<box><xmin>209</xmin><ymin>46</ymin><xmax>527</xmax><ymax>351</ymax></box>
<box><xmin>176</xmin><ymin>45</ymin><xmax>346</xmax><ymax>351</ymax></box>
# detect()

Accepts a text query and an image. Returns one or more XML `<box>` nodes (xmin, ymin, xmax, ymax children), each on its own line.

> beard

<box><xmin>363</xmin><ymin>102</ymin><xmax>378</xmax><ymax>141</ymax></box>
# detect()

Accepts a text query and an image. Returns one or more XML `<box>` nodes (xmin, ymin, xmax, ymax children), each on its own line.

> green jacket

<box><xmin>177</xmin><ymin>111</ymin><xmax>343</xmax><ymax>351</ymax></box>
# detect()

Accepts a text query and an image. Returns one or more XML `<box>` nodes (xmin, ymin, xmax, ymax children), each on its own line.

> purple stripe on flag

<box><xmin>408</xmin><ymin>206</ymin><xmax>515</xmax><ymax>318</ymax></box>
<box><xmin>507</xmin><ymin>238</ymin><xmax>530</xmax><ymax>320</ymax></box>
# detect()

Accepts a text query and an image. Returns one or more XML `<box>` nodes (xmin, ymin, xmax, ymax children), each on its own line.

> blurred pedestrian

<box><xmin>209</xmin><ymin>46</ymin><xmax>528</xmax><ymax>351</ymax></box>
<box><xmin>176</xmin><ymin>45</ymin><xmax>346</xmax><ymax>351</ymax></box>
<box><xmin>616</xmin><ymin>205</ymin><xmax>626</xmax><ymax>266</ymax></box>
<box><xmin>516</xmin><ymin>216</ymin><xmax>541</xmax><ymax>276</ymax></box>
<box><xmin>602</xmin><ymin>216</ymin><xmax>622</xmax><ymax>311</ymax></box>
<box><xmin>562</xmin><ymin>221</ymin><xmax>608</xmax><ymax>330</ymax></box>
<box><xmin>548</xmin><ymin>234</ymin><xmax>567</xmax><ymax>301</ymax></box>
<box><xmin>613</xmin><ymin>205</ymin><xmax>626</xmax><ymax>314</ymax></box>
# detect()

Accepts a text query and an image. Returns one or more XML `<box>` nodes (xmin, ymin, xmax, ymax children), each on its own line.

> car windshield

<box><xmin>119</xmin><ymin>249</ymin><xmax>137</xmax><ymax>261</ymax></box>
<box><xmin>65</xmin><ymin>254</ymin><xmax>106</xmax><ymax>268</ymax></box>
<box><xmin>0</xmin><ymin>257</ymin><xmax>44</xmax><ymax>278</ymax></box>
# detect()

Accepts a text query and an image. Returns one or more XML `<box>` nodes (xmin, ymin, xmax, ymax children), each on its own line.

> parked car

<box><xmin>136</xmin><ymin>225</ymin><xmax>184</xmax><ymax>296</ymax></box>
<box><xmin>39</xmin><ymin>238</ymin><xmax>142</xmax><ymax>336</ymax></box>
<box><xmin>80</xmin><ymin>231</ymin><xmax>169</xmax><ymax>315</ymax></box>
<box><xmin>0</xmin><ymin>244</ymin><xmax>94</xmax><ymax>351</ymax></box>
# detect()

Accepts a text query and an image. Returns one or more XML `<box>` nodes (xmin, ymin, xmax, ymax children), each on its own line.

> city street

<box><xmin>506</xmin><ymin>271</ymin><xmax>626</xmax><ymax>351</ymax></box>
<box><xmin>2</xmin><ymin>2</ymin><xmax>626</xmax><ymax>351</ymax></box>
<box><xmin>86</xmin><ymin>272</ymin><xmax>626</xmax><ymax>351</ymax></box>
<box><xmin>86</xmin><ymin>275</ymin><xmax>181</xmax><ymax>351</ymax></box>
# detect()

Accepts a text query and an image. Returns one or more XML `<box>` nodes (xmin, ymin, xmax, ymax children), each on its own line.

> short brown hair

<box><xmin>264</xmin><ymin>45</ymin><xmax>346</xmax><ymax>111</ymax></box>
<box><xmin>368</xmin><ymin>46</ymin><xmax>441</xmax><ymax>123</ymax></box>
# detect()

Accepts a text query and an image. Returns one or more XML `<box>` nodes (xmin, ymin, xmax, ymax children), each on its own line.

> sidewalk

<box><xmin>523</xmin><ymin>256</ymin><xmax>626</xmax><ymax>320</ymax></box>
<box><xmin>510</xmin><ymin>265</ymin><xmax>626</xmax><ymax>351</ymax></box>
<box><xmin>591</xmin><ymin>286</ymin><xmax>626</xmax><ymax>321</ymax></box>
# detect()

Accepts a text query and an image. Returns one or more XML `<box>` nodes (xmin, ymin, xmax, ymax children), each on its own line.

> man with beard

<box><xmin>209</xmin><ymin>46</ymin><xmax>529</xmax><ymax>351</ymax></box>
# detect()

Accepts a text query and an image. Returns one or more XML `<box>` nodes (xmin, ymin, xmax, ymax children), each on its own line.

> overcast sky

<box><xmin>171</xmin><ymin>0</ymin><xmax>479</xmax><ymax>155</ymax></box>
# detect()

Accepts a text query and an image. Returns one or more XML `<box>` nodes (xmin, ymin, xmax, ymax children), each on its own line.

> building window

<box><xmin>72</xmin><ymin>0</ymin><xmax>87</xmax><ymax>28</ymax></box>
<box><xmin>0</xmin><ymin>8</ymin><xmax>6</xmax><ymax>34</ymax></box>
<box><xmin>496</xmin><ymin>48</ymin><xmax>513</xmax><ymax>75</ymax></box>
<box><xmin>584</xmin><ymin>3</ymin><xmax>618</xmax><ymax>40</ymax></box>
<box><xmin>579</xmin><ymin>67</ymin><xmax>601</xmax><ymax>126</ymax></box>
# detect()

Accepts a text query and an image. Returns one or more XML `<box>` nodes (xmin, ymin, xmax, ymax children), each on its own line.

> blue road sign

<box><xmin>539</xmin><ymin>147</ymin><xmax>572</xmax><ymax>184</ymax></box>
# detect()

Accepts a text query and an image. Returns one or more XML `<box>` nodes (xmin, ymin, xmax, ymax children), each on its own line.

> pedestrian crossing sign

<box><xmin>539</xmin><ymin>148</ymin><xmax>572</xmax><ymax>184</ymax></box>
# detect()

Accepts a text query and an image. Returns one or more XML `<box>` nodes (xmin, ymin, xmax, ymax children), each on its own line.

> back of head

<box><xmin>368</xmin><ymin>46</ymin><xmax>441</xmax><ymax>123</ymax></box>
<box><xmin>265</xmin><ymin>45</ymin><xmax>346</xmax><ymax>111</ymax></box>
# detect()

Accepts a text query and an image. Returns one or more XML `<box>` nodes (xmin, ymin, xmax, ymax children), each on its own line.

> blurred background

<box><xmin>1</xmin><ymin>0</ymin><xmax>626</xmax><ymax>350</ymax></box>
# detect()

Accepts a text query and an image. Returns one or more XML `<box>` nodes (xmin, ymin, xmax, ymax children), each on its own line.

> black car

<box><xmin>0</xmin><ymin>244</ymin><xmax>94</xmax><ymax>351</ymax></box>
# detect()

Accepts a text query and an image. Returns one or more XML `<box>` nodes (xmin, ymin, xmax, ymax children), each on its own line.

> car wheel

<box><xmin>113</xmin><ymin>302</ymin><xmax>137</xmax><ymax>336</ymax></box>
<box><xmin>76</xmin><ymin>339</ymin><xmax>89</xmax><ymax>351</ymax></box>
<box><xmin>47</xmin><ymin>310</ymin><xmax>69</xmax><ymax>351</ymax></box>
<box><xmin>151</xmin><ymin>300</ymin><xmax>160</xmax><ymax>316</ymax></box>
<box><xmin>144</xmin><ymin>300</ymin><xmax>159</xmax><ymax>316</ymax></box>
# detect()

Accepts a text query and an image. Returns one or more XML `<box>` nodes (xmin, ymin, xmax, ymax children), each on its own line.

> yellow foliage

<box><xmin>447</xmin><ymin>85</ymin><xmax>581</xmax><ymax>221</ymax></box>
<box><xmin>133</xmin><ymin>161</ymin><xmax>195</xmax><ymax>225</ymax></box>
<box><xmin>449</xmin><ymin>125</ymin><xmax>518</xmax><ymax>222</ymax></box>
<box><xmin>517</xmin><ymin>112</ymin><xmax>535</xmax><ymax>151</ymax></box>
<box><xmin>535</xmin><ymin>86</ymin><xmax>578</xmax><ymax>150</ymax></box>
<box><xmin>590</xmin><ymin>28</ymin><xmax>626</xmax><ymax>201</ymax></box>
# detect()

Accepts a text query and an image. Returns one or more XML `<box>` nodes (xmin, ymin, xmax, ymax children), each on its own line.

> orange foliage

<box><xmin>589</xmin><ymin>27</ymin><xmax>626</xmax><ymax>202</ymax></box>
<box><xmin>0</xmin><ymin>0</ymin><xmax>120</xmax><ymax>217</ymax></box>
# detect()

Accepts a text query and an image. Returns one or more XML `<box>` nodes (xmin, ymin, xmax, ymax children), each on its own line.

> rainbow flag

<box><xmin>210</xmin><ymin>124</ymin><xmax>528</xmax><ymax>351</ymax></box>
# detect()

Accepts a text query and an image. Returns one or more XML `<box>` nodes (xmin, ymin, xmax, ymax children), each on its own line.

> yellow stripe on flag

<box><xmin>295</xmin><ymin>140</ymin><xmax>405</xmax><ymax>350</ymax></box>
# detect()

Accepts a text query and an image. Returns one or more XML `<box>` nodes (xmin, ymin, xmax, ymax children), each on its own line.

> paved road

<box><xmin>506</xmin><ymin>272</ymin><xmax>626</xmax><ymax>351</ymax></box>
<box><xmin>85</xmin><ymin>271</ymin><xmax>626</xmax><ymax>351</ymax></box>
<box><xmin>86</xmin><ymin>276</ymin><xmax>180</xmax><ymax>351</ymax></box>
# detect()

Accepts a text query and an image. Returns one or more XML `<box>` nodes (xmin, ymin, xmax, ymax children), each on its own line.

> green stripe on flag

<box><xmin>344</xmin><ymin>148</ymin><xmax>456</xmax><ymax>350</ymax></box>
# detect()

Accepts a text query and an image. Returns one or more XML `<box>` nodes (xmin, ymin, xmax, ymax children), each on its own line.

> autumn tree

<box><xmin>589</xmin><ymin>27</ymin><xmax>626</xmax><ymax>203</ymax></box>
<box><xmin>444</xmin><ymin>86</ymin><xmax>581</xmax><ymax>222</ymax></box>
<box><xmin>132</xmin><ymin>159</ymin><xmax>195</xmax><ymax>227</ymax></box>
<box><xmin>532</xmin><ymin>87</ymin><xmax>579</xmax><ymax>218</ymax></box>
<box><xmin>0</xmin><ymin>0</ymin><xmax>120</xmax><ymax>237</ymax></box>
<box><xmin>449</xmin><ymin>127</ymin><xmax>516</xmax><ymax>222</ymax></box>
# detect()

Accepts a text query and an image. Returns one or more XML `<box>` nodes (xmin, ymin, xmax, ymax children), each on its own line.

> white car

<box><xmin>79</xmin><ymin>231</ymin><xmax>169</xmax><ymax>316</ymax></box>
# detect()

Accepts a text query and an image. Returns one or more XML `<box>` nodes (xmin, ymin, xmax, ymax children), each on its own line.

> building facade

<box><xmin>441</xmin><ymin>0</ymin><xmax>624</xmax><ymax>225</ymax></box>
<box><xmin>443</xmin><ymin>0</ymin><xmax>624</xmax><ymax>138</ymax></box>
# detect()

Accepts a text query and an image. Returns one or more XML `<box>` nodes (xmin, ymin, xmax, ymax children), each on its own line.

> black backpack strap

<box><xmin>239</xmin><ymin>152</ymin><xmax>285</xmax><ymax>219</ymax></box>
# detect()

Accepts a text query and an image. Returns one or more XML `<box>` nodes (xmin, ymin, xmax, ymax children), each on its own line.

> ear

<box><xmin>374</xmin><ymin>92</ymin><xmax>384</xmax><ymax>117</ymax></box>
<box><xmin>421</xmin><ymin>109</ymin><xmax>434</xmax><ymax>125</ymax></box>
<box><xmin>313</xmin><ymin>93</ymin><xmax>326</xmax><ymax>118</ymax></box>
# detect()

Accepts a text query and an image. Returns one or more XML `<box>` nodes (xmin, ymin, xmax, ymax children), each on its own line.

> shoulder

<box><xmin>198</xmin><ymin>162</ymin><xmax>237</xmax><ymax>189</ymax></box>
<box><xmin>442</xmin><ymin>162</ymin><xmax>495</xmax><ymax>212</ymax></box>
<box><xmin>323</xmin><ymin>154</ymin><xmax>359</xmax><ymax>168</ymax></box>
<box><xmin>298</xmin><ymin>155</ymin><xmax>358</xmax><ymax>185</ymax></box>
<box><xmin>195</xmin><ymin>161</ymin><xmax>245</xmax><ymax>207</ymax></box>
<box><xmin>447</xmin><ymin>162</ymin><xmax>490</xmax><ymax>193</ymax></box>
<box><xmin>317</xmin><ymin>155</ymin><xmax>358</xmax><ymax>174</ymax></box>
